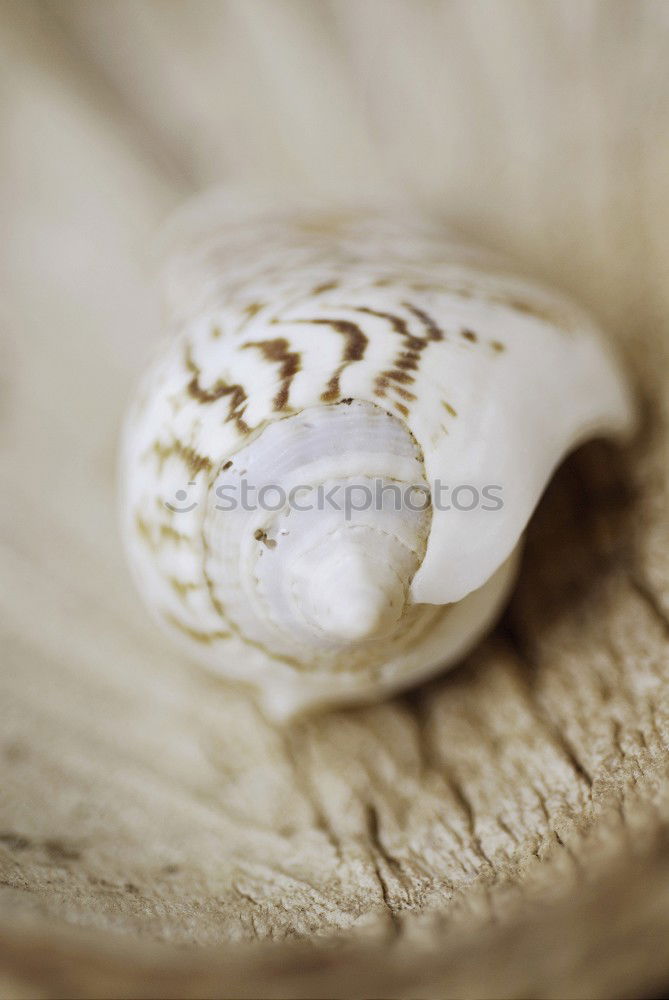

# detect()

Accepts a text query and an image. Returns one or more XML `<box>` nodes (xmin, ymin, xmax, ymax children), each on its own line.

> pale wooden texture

<box><xmin>2</xmin><ymin>2</ymin><xmax>669</xmax><ymax>997</ymax></box>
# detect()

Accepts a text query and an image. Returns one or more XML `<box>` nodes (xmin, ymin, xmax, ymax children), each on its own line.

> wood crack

<box><xmin>278</xmin><ymin>729</ymin><xmax>342</xmax><ymax>863</ymax></box>
<box><xmin>446</xmin><ymin>777</ymin><xmax>495</xmax><ymax>872</ymax></box>
<box><xmin>502</xmin><ymin>627</ymin><xmax>595</xmax><ymax>790</ymax></box>
<box><xmin>365</xmin><ymin>804</ymin><xmax>402</xmax><ymax>936</ymax></box>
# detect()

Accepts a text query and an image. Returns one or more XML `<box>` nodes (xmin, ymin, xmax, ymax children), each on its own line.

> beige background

<box><xmin>2</xmin><ymin>2</ymin><xmax>669</xmax><ymax>997</ymax></box>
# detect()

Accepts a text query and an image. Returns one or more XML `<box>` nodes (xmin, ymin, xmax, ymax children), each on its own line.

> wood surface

<box><xmin>2</xmin><ymin>2</ymin><xmax>669</xmax><ymax>997</ymax></box>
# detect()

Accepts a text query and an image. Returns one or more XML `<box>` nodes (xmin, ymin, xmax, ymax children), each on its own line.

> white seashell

<box><xmin>120</xmin><ymin>206</ymin><xmax>635</xmax><ymax>720</ymax></box>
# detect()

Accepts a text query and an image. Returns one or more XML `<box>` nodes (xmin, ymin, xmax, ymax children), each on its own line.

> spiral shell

<box><xmin>120</xmin><ymin>206</ymin><xmax>634</xmax><ymax>719</ymax></box>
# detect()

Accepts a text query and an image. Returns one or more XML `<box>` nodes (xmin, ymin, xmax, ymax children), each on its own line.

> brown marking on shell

<box><xmin>278</xmin><ymin>317</ymin><xmax>367</xmax><ymax>403</ymax></box>
<box><xmin>402</xmin><ymin>280</ymin><xmax>573</xmax><ymax>332</ymax></box>
<box><xmin>165</xmin><ymin>614</ymin><xmax>231</xmax><ymax>644</ymax></box>
<box><xmin>184</xmin><ymin>345</ymin><xmax>250</xmax><ymax>434</ymax></box>
<box><xmin>347</xmin><ymin>303</ymin><xmax>444</xmax><ymax>412</ymax></box>
<box><xmin>243</xmin><ymin>337</ymin><xmax>301</xmax><ymax>411</ymax></box>
<box><xmin>236</xmin><ymin>302</ymin><xmax>266</xmax><ymax>333</ymax></box>
<box><xmin>315</xmin><ymin>318</ymin><xmax>368</xmax><ymax>362</ymax></box>
<box><xmin>402</xmin><ymin>303</ymin><xmax>445</xmax><ymax>343</ymax></box>
<box><xmin>382</xmin><ymin>369</ymin><xmax>415</xmax><ymax>386</ymax></box>
<box><xmin>168</xmin><ymin>577</ymin><xmax>200</xmax><ymax>601</ymax></box>
<box><xmin>354</xmin><ymin>305</ymin><xmax>413</xmax><ymax>338</ymax></box>
<box><xmin>135</xmin><ymin>514</ymin><xmax>154</xmax><ymax>549</ymax></box>
<box><xmin>134</xmin><ymin>514</ymin><xmax>191</xmax><ymax>552</ymax></box>
<box><xmin>312</xmin><ymin>280</ymin><xmax>339</xmax><ymax>295</ymax></box>
<box><xmin>320</xmin><ymin>366</ymin><xmax>346</xmax><ymax>403</ymax></box>
<box><xmin>408</xmin><ymin>281</ymin><xmax>470</xmax><ymax>295</ymax></box>
<box><xmin>491</xmin><ymin>340</ymin><xmax>506</xmax><ymax>353</ymax></box>
<box><xmin>498</xmin><ymin>295</ymin><xmax>568</xmax><ymax>328</ymax></box>
<box><xmin>461</xmin><ymin>328</ymin><xmax>478</xmax><ymax>343</ymax></box>
<box><xmin>442</xmin><ymin>401</ymin><xmax>457</xmax><ymax>417</ymax></box>
<box><xmin>151</xmin><ymin>437</ymin><xmax>212</xmax><ymax>477</ymax></box>
<box><xmin>159</xmin><ymin>523</ymin><xmax>192</xmax><ymax>545</ymax></box>
<box><xmin>244</xmin><ymin>302</ymin><xmax>265</xmax><ymax>319</ymax></box>
<box><xmin>350</xmin><ymin>306</ymin><xmax>420</xmax><ymax>403</ymax></box>
<box><xmin>392</xmin><ymin>384</ymin><xmax>417</xmax><ymax>401</ymax></box>
<box><xmin>372</xmin><ymin>375</ymin><xmax>415</xmax><ymax>402</ymax></box>
<box><xmin>395</xmin><ymin>352</ymin><xmax>420</xmax><ymax>371</ymax></box>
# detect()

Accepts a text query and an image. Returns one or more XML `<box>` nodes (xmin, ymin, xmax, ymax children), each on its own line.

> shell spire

<box><xmin>298</xmin><ymin>539</ymin><xmax>406</xmax><ymax>643</ymax></box>
<box><xmin>120</xmin><ymin>204</ymin><xmax>635</xmax><ymax>720</ymax></box>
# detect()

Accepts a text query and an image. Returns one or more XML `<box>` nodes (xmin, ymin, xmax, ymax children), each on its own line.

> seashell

<box><xmin>120</xmin><ymin>205</ymin><xmax>635</xmax><ymax>721</ymax></box>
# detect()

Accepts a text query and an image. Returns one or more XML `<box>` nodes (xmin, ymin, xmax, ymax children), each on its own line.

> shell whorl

<box><xmin>120</xmin><ymin>206</ymin><xmax>635</xmax><ymax>719</ymax></box>
<box><xmin>203</xmin><ymin>401</ymin><xmax>432</xmax><ymax>663</ymax></box>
